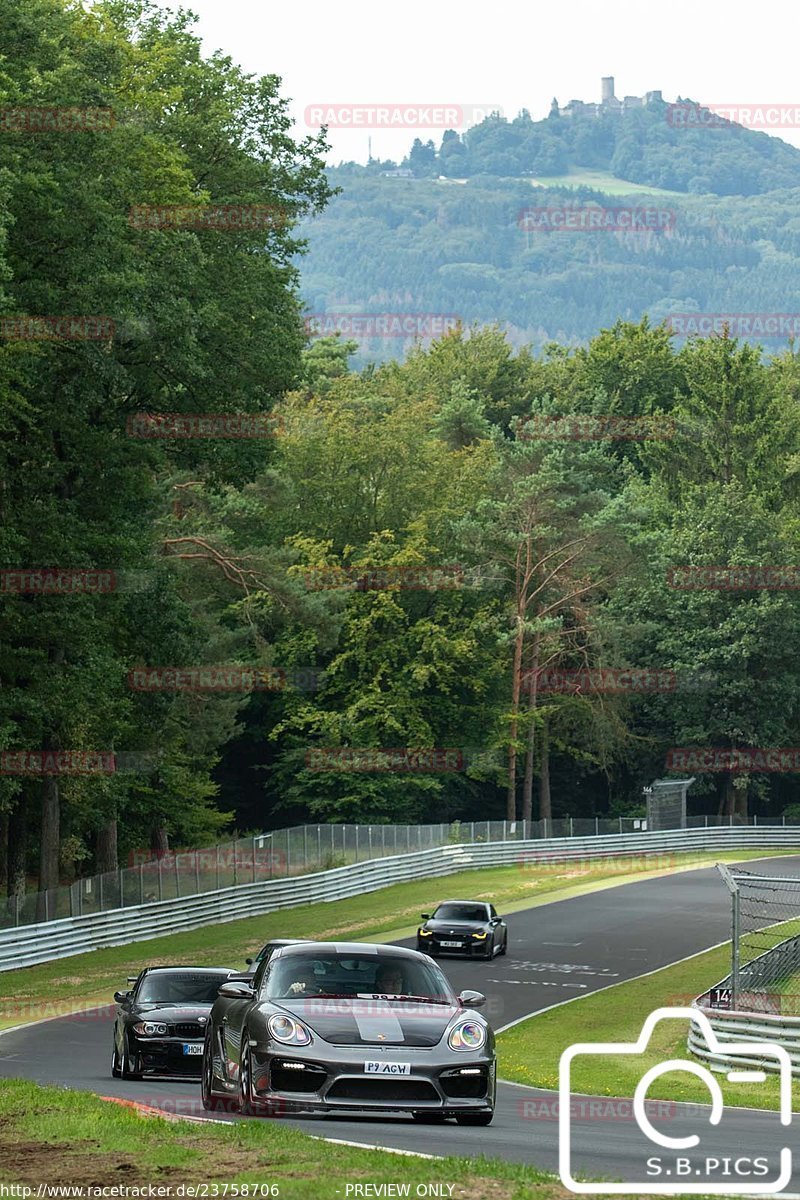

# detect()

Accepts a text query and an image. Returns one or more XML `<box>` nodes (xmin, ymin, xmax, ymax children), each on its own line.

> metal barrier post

<box><xmin>718</xmin><ymin>863</ymin><xmax>741</xmax><ymax>1007</ymax></box>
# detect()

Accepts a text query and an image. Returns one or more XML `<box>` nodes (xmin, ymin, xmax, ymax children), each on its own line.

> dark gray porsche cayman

<box><xmin>201</xmin><ymin>942</ymin><xmax>495</xmax><ymax>1124</ymax></box>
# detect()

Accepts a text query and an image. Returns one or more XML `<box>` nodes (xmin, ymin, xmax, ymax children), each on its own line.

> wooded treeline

<box><xmin>2</xmin><ymin>0</ymin><xmax>800</xmax><ymax>905</ymax></box>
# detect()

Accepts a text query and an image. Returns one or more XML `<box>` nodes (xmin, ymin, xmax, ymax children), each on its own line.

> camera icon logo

<box><xmin>558</xmin><ymin>1006</ymin><xmax>792</xmax><ymax>1194</ymax></box>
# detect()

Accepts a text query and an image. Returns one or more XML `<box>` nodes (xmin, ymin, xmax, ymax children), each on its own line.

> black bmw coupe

<box><xmin>416</xmin><ymin>900</ymin><xmax>508</xmax><ymax>959</ymax></box>
<box><xmin>111</xmin><ymin>965</ymin><xmax>237</xmax><ymax>1079</ymax></box>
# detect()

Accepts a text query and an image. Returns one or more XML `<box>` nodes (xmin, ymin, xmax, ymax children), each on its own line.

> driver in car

<box><xmin>374</xmin><ymin>964</ymin><xmax>405</xmax><ymax>995</ymax></box>
<box><xmin>287</xmin><ymin>964</ymin><xmax>322</xmax><ymax>995</ymax></box>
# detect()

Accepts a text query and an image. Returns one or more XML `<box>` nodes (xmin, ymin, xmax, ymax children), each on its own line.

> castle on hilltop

<box><xmin>554</xmin><ymin>77</ymin><xmax>663</xmax><ymax>119</ymax></box>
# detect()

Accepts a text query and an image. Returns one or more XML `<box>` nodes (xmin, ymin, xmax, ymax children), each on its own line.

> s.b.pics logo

<box><xmin>559</xmin><ymin>1007</ymin><xmax>792</xmax><ymax>1194</ymax></box>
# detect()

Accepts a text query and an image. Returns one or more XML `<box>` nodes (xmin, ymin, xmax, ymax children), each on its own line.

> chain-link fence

<box><xmin>2</xmin><ymin>813</ymin><xmax>790</xmax><ymax>931</ymax></box>
<box><xmin>713</xmin><ymin>864</ymin><xmax>800</xmax><ymax>1016</ymax></box>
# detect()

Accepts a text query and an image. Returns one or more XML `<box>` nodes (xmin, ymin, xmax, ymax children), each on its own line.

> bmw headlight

<box><xmin>418</xmin><ymin>928</ymin><xmax>432</xmax><ymax>936</ymax></box>
<box><xmin>448</xmin><ymin>1020</ymin><xmax>486</xmax><ymax>1051</ymax></box>
<box><xmin>133</xmin><ymin>1021</ymin><xmax>168</xmax><ymax>1036</ymax></box>
<box><xmin>471</xmin><ymin>930</ymin><xmax>488</xmax><ymax>939</ymax></box>
<box><xmin>268</xmin><ymin>1014</ymin><xmax>312</xmax><ymax>1046</ymax></box>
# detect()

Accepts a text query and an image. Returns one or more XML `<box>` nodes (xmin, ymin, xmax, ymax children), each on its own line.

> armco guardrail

<box><xmin>689</xmin><ymin>1003</ymin><xmax>800</xmax><ymax>1074</ymax></box>
<box><xmin>4</xmin><ymin>825</ymin><xmax>800</xmax><ymax>972</ymax></box>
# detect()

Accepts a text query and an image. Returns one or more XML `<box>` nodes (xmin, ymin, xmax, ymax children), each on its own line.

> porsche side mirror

<box><xmin>458</xmin><ymin>989</ymin><xmax>486</xmax><ymax>1008</ymax></box>
<box><xmin>218</xmin><ymin>982</ymin><xmax>255</xmax><ymax>999</ymax></box>
<box><xmin>420</xmin><ymin>913</ymin><xmax>430</xmax><ymax>920</ymax></box>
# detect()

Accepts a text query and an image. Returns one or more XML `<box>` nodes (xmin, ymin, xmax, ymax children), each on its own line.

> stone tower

<box><xmin>601</xmin><ymin>76</ymin><xmax>616</xmax><ymax>103</ymax></box>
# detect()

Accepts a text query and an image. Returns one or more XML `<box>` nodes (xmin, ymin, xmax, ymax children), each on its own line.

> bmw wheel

<box><xmin>111</xmin><ymin>1038</ymin><xmax>122</xmax><ymax>1079</ymax></box>
<box><xmin>120</xmin><ymin>1032</ymin><xmax>142</xmax><ymax>1080</ymax></box>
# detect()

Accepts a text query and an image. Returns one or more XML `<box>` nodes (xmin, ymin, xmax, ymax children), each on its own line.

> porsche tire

<box><xmin>456</xmin><ymin>1111</ymin><xmax>493</xmax><ymax>1126</ymax></box>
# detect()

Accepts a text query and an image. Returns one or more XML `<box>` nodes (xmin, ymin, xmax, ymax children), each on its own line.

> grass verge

<box><xmin>497</xmin><ymin>942</ymin><xmax>788</xmax><ymax>1111</ymax></box>
<box><xmin>0</xmin><ymin>1078</ymin><xmax>734</xmax><ymax>1199</ymax></box>
<box><xmin>0</xmin><ymin>850</ymin><xmax>789</xmax><ymax>1031</ymax></box>
<box><xmin>0</xmin><ymin>1078</ymin><xmax>556</xmax><ymax>1197</ymax></box>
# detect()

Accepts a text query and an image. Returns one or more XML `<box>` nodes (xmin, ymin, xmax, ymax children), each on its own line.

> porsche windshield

<box><xmin>264</xmin><ymin>953</ymin><xmax>454</xmax><ymax>1001</ymax></box>
<box><xmin>137</xmin><ymin>972</ymin><xmax>227</xmax><ymax>1005</ymax></box>
<box><xmin>431</xmin><ymin>903</ymin><xmax>488</xmax><ymax>922</ymax></box>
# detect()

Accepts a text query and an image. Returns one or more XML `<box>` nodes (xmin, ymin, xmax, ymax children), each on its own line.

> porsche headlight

<box><xmin>418</xmin><ymin>927</ymin><xmax>432</xmax><ymax>936</ymax></box>
<box><xmin>268</xmin><ymin>1014</ymin><xmax>312</xmax><ymax>1046</ymax></box>
<box><xmin>133</xmin><ymin>1021</ymin><xmax>168</xmax><ymax>1036</ymax></box>
<box><xmin>448</xmin><ymin>1020</ymin><xmax>486</xmax><ymax>1052</ymax></box>
<box><xmin>471</xmin><ymin>930</ymin><xmax>488</xmax><ymax>939</ymax></box>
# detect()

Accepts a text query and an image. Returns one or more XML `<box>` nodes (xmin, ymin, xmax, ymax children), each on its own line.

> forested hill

<box><xmin>367</xmin><ymin>98</ymin><xmax>800</xmax><ymax>195</ymax></box>
<box><xmin>298</xmin><ymin>172</ymin><xmax>800</xmax><ymax>362</ymax></box>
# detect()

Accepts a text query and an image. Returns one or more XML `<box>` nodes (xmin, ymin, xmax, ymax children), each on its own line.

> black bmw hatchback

<box><xmin>416</xmin><ymin>900</ymin><xmax>508</xmax><ymax>959</ymax></box>
<box><xmin>111</xmin><ymin>966</ymin><xmax>237</xmax><ymax>1079</ymax></box>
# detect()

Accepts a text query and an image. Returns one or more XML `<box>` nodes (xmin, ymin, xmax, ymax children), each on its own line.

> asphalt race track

<box><xmin>3</xmin><ymin>856</ymin><xmax>800</xmax><ymax>1188</ymax></box>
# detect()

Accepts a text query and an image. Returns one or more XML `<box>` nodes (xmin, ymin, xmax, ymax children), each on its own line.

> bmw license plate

<box><xmin>364</xmin><ymin>1061</ymin><xmax>411</xmax><ymax>1075</ymax></box>
<box><xmin>441</xmin><ymin>940</ymin><xmax>462</xmax><ymax>948</ymax></box>
<box><xmin>183</xmin><ymin>1043</ymin><xmax>203</xmax><ymax>1055</ymax></box>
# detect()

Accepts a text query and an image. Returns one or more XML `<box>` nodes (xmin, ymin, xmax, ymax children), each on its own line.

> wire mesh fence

<box><xmin>713</xmin><ymin>865</ymin><xmax>800</xmax><ymax>1016</ymax></box>
<box><xmin>1</xmin><ymin>813</ymin><xmax>789</xmax><ymax>931</ymax></box>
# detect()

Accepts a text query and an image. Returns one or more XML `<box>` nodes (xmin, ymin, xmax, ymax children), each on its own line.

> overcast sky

<box><xmin>180</xmin><ymin>0</ymin><xmax>800</xmax><ymax>163</ymax></box>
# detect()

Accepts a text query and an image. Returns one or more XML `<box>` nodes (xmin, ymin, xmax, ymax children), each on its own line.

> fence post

<box><xmin>99</xmin><ymin>873</ymin><xmax>104</xmax><ymax>911</ymax></box>
<box><xmin>355</xmin><ymin>826</ymin><xmax>360</xmax><ymax>862</ymax></box>
<box><xmin>196</xmin><ymin>852</ymin><xmax>201</xmax><ymax>895</ymax></box>
<box><xmin>619</xmin><ymin>816</ymin><xmax>623</xmax><ymax>834</ymax></box>
<box><xmin>369</xmin><ymin>826</ymin><xmax>373</xmax><ymax>858</ymax></box>
<box><xmin>175</xmin><ymin>854</ymin><xmax>180</xmax><ymax>898</ymax></box>
<box><xmin>318</xmin><ymin>825</ymin><xmax>322</xmax><ymax>865</ymax></box>
<box><xmin>570</xmin><ymin>816</ymin><xmax>574</xmax><ymax>838</ymax></box>
<box><xmin>303</xmin><ymin>825</ymin><xmax>308</xmax><ymax>870</ymax></box>
<box><xmin>718</xmin><ymin>864</ymin><xmax>740</xmax><ymax>1007</ymax></box>
<box><xmin>216</xmin><ymin>844</ymin><xmax>220</xmax><ymax>890</ymax></box>
<box><xmin>45</xmin><ymin>890</ymin><xmax>50</xmax><ymax>922</ymax></box>
<box><xmin>381</xmin><ymin>826</ymin><xmax>386</xmax><ymax>856</ymax></box>
<box><xmin>119</xmin><ymin>867</ymin><xmax>123</xmax><ymax>907</ymax></box>
<box><xmin>233</xmin><ymin>839</ymin><xmax>238</xmax><ymax>887</ymax></box>
<box><xmin>595</xmin><ymin>817</ymin><xmax>599</xmax><ymax>836</ymax></box>
<box><xmin>139</xmin><ymin>865</ymin><xmax>144</xmax><ymax>906</ymax></box>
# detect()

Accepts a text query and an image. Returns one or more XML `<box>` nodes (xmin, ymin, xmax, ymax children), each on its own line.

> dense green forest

<box><xmin>368</xmin><ymin>97</ymin><xmax>800</xmax><ymax>194</ymax></box>
<box><xmin>3</xmin><ymin>0</ymin><xmax>800</xmax><ymax>904</ymax></box>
